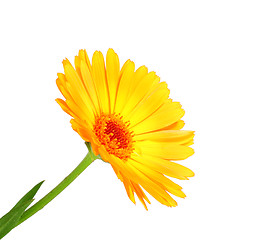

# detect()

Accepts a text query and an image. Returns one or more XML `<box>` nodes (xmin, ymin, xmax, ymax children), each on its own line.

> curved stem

<box><xmin>16</xmin><ymin>142</ymin><xmax>96</xmax><ymax>226</ymax></box>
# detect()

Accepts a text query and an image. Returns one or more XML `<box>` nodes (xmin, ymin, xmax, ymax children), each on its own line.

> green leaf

<box><xmin>0</xmin><ymin>199</ymin><xmax>33</xmax><ymax>239</ymax></box>
<box><xmin>0</xmin><ymin>181</ymin><xmax>44</xmax><ymax>239</ymax></box>
<box><xmin>13</xmin><ymin>181</ymin><xmax>44</xmax><ymax>209</ymax></box>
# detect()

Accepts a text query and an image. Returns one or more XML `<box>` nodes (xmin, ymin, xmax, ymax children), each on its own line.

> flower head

<box><xmin>56</xmin><ymin>49</ymin><xmax>194</xmax><ymax>209</ymax></box>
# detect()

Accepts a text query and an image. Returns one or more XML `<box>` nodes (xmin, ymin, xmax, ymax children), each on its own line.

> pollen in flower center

<box><xmin>93</xmin><ymin>113</ymin><xmax>134</xmax><ymax>160</ymax></box>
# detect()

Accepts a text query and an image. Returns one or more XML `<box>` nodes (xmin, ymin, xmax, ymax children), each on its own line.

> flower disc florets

<box><xmin>93</xmin><ymin>113</ymin><xmax>134</xmax><ymax>160</ymax></box>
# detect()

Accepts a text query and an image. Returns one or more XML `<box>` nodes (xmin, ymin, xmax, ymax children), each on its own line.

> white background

<box><xmin>0</xmin><ymin>0</ymin><xmax>261</xmax><ymax>239</ymax></box>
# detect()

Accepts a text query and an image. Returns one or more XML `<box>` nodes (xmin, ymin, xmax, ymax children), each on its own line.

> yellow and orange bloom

<box><xmin>56</xmin><ymin>49</ymin><xmax>194</xmax><ymax>209</ymax></box>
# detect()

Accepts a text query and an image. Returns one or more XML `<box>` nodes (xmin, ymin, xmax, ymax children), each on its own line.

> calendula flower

<box><xmin>0</xmin><ymin>49</ymin><xmax>195</xmax><ymax>239</ymax></box>
<box><xmin>56</xmin><ymin>49</ymin><xmax>194</xmax><ymax>209</ymax></box>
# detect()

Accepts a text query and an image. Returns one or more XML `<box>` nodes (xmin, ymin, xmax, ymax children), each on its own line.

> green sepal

<box><xmin>0</xmin><ymin>181</ymin><xmax>44</xmax><ymax>239</ymax></box>
<box><xmin>85</xmin><ymin>142</ymin><xmax>106</xmax><ymax>163</ymax></box>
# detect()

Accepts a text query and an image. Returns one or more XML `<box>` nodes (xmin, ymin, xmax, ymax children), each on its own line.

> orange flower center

<box><xmin>93</xmin><ymin>113</ymin><xmax>134</xmax><ymax>160</ymax></box>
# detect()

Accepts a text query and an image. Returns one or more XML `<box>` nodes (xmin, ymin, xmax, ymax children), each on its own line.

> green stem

<box><xmin>16</xmin><ymin>142</ymin><xmax>96</xmax><ymax>226</ymax></box>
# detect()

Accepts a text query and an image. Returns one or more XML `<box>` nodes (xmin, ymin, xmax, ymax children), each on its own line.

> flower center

<box><xmin>93</xmin><ymin>113</ymin><xmax>134</xmax><ymax>160</ymax></box>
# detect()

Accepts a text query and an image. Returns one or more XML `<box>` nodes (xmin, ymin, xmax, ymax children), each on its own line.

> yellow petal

<box><xmin>132</xmin><ymin>154</ymin><xmax>194</xmax><ymax>180</ymax></box>
<box><xmin>131</xmin><ymin>101</ymin><xmax>185</xmax><ymax>134</ymax></box>
<box><xmin>136</xmin><ymin>140</ymin><xmax>194</xmax><ymax>160</ymax></box>
<box><xmin>56</xmin><ymin>74</ymin><xmax>72</xmax><ymax>101</ymax></box>
<box><xmin>134</xmin><ymin>130</ymin><xmax>195</xmax><ymax>145</ymax></box>
<box><xmin>78</xmin><ymin>49</ymin><xmax>92</xmax><ymax>72</ymax></box>
<box><xmin>131</xmin><ymin>182</ymin><xmax>150</xmax><ymax>210</ymax></box>
<box><xmin>114</xmin><ymin>60</ymin><xmax>135</xmax><ymax>113</ymax></box>
<box><xmin>121</xmin><ymin>174</ymin><xmax>136</xmax><ymax>204</ymax></box>
<box><xmin>80</xmin><ymin>60</ymin><xmax>100</xmax><ymax>115</ymax></box>
<box><xmin>106</xmin><ymin>48</ymin><xmax>120</xmax><ymax>113</ymax></box>
<box><xmin>162</xmin><ymin>120</ymin><xmax>185</xmax><ymax>131</ymax></box>
<box><xmin>120</xmin><ymin>65</ymin><xmax>148</xmax><ymax>116</ymax></box>
<box><xmin>56</xmin><ymin>98</ymin><xmax>74</xmax><ymax>117</ymax></box>
<box><xmin>92</xmin><ymin>51</ymin><xmax>110</xmax><ymax>114</ymax></box>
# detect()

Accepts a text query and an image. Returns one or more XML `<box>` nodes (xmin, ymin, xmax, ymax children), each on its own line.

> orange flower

<box><xmin>56</xmin><ymin>49</ymin><xmax>194</xmax><ymax>209</ymax></box>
